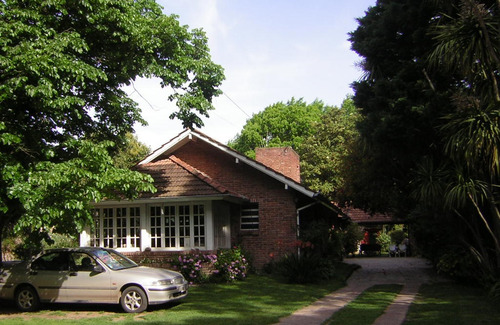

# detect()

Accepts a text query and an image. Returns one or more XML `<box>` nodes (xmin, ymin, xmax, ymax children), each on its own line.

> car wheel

<box><xmin>121</xmin><ymin>286</ymin><xmax>148</xmax><ymax>313</ymax></box>
<box><xmin>15</xmin><ymin>286</ymin><xmax>40</xmax><ymax>312</ymax></box>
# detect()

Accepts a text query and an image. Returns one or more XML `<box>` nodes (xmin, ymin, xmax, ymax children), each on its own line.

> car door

<box><xmin>29</xmin><ymin>251</ymin><xmax>70</xmax><ymax>303</ymax></box>
<box><xmin>61</xmin><ymin>252</ymin><xmax>112</xmax><ymax>303</ymax></box>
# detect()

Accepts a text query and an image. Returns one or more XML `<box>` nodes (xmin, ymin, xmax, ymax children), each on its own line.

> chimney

<box><xmin>255</xmin><ymin>147</ymin><xmax>301</xmax><ymax>183</ymax></box>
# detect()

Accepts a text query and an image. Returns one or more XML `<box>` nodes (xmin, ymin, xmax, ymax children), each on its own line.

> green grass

<box><xmin>325</xmin><ymin>284</ymin><xmax>403</xmax><ymax>325</ymax></box>
<box><xmin>0</xmin><ymin>262</ymin><xmax>357</xmax><ymax>325</ymax></box>
<box><xmin>404</xmin><ymin>282</ymin><xmax>500</xmax><ymax>325</ymax></box>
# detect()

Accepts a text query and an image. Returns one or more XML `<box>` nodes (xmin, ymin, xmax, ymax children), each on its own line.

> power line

<box><xmin>223</xmin><ymin>91</ymin><xmax>251</xmax><ymax>118</ymax></box>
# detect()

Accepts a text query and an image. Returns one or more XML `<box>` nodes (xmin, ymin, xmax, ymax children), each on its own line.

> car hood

<box><xmin>116</xmin><ymin>266</ymin><xmax>183</xmax><ymax>280</ymax></box>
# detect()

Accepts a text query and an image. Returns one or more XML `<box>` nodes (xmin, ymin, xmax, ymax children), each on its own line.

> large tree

<box><xmin>350</xmin><ymin>0</ymin><xmax>500</xmax><ymax>283</ymax></box>
<box><xmin>299</xmin><ymin>98</ymin><xmax>361</xmax><ymax>201</ymax></box>
<box><xmin>348</xmin><ymin>0</ymin><xmax>457</xmax><ymax>214</ymax></box>
<box><xmin>228</xmin><ymin>98</ymin><xmax>329</xmax><ymax>158</ymax></box>
<box><xmin>0</xmin><ymin>0</ymin><xmax>224</xmax><ymax>261</ymax></box>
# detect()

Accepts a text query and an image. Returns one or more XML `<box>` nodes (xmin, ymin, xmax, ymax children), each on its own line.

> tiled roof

<box><xmin>343</xmin><ymin>207</ymin><xmax>399</xmax><ymax>224</ymax></box>
<box><xmin>134</xmin><ymin>155</ymin><xmax>246</xmax><ymax>200</ymax></box>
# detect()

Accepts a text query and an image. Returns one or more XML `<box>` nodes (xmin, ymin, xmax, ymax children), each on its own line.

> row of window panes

<box><xmin>91</xmin><ymin>208</ymin><xmax>140</xmax><ymax>249</ymax></box>
<box><xmin>150</xmin><ymin>204</ymin><xmax>205</xmax><ymax>249</ymax></box>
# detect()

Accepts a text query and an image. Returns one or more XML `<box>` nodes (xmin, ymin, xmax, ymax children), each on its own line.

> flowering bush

<box><xmin>171</xmin><ymin>247</ymin><xmax>249</xmax><ymax>284</ymax></box>
<box><xmin>171</xmin><ymin>252</ymin><xmax>217</xmax><ymax>284</ymax></box>
<box><xmin>212</xmin><ymin>246</ymin><xmax>249</xmax><ymax>282</ymax></box>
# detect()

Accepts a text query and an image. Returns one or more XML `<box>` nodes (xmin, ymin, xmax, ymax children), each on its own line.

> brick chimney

<box><xmin>255</xmin><ymin>147</ymin><xmax>301</xmax><ymax>183</ymax></box>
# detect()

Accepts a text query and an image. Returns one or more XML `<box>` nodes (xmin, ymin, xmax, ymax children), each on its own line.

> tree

<box><xmin>348</xmin><ymin>0</ymin><xmax>457</xmax><ymax>214</ymax></box>
<box><xmin>350</xmin><ymin>0</ymin><xmax>500</xmax><ymax>284</ymax></box>
<box><xmin>228</xmin><ymin>98</ymin><xmax>329</xmax><ymax>158</ymax></box>
<box><xmin>0</xmin><ymin>0</ymin><xmax>224</xmax><ymax>261</ymax></box>
<box><xmin>113</xmin><ymin>133</ymin><xmax>151</xmax><ymax>169</ymax></box>
<box><xmin>422</xmin><ymin>0</ymin><xmax>500</xmax><ymax>272</ymax></box>
<box><xmin>299</xmin><ymin>98</ymin><xmax>361</xmax><ymax>201</ymax></box>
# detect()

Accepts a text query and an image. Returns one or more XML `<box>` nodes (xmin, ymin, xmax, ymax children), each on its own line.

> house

<box><xmin>80</xmin><ymin>129</ymin><xmax>345</xmax><ymax>269</ymax></box>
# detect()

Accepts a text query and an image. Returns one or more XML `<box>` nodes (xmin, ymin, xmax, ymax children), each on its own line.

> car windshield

<box><xmin>94</xmin><ymin>249</ymin><xmax>138</xmax><ymax>270</ymax></box>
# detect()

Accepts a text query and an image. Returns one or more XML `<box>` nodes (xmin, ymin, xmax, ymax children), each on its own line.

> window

<box><xmin>103</xmin><ymin>208</ymin><xmax>114</xmax><ymax>248</ymax></box>
<box><xmin>164</xmin><ymin>205</ymin><xmax>176</xmax><ymax>248</ymax></box>
<box><xmin>116</xmin><ymin>208</ymin><xmax>127</xmax><ymax>248</ymax></box>
<box><xmin>90</xmin><ymin>209</ymin><xmax>100</xmax><ymax>247</ymax></box>
<box><xmin>179</xmin><ymin>205</ymin><xmax>191</xmax><ymax>248</ymax></box>
<box><xmin>193</xmin><ymin>205</ymin><xmax>205</xmax><ymax>247</ymax></box>
<box><xmin>150</xmin><ymin>206</ymin><xmax>162</xmax><ymax>248</ymax></box>
<box><xmin>130</xmin><ymin>207</ymin><xmax>141</xmax><ymax>248</ymax></box>
<box><xmin>91</xmin><ymin>207</ymin><xmax>142</xmax><ymax>249</ymax></box>
<box><xmin>147</xmin><ymin>203</ymin><xmax>206</xmax><ymax>250</ymax></box>
<box><xmin>241</xmin><ymin>203</ymin><xmax>259</xmax><ymax>230</ymax></box>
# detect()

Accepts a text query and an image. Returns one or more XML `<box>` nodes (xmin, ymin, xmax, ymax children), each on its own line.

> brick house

<box><xmin>80</xmin><ymin>129</ymin><xmax>344</xmax><ymax>269</ymax></box>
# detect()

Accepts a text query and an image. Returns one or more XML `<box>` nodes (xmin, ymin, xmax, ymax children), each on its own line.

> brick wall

<box><xmin>174</xmin><ymin>141</ymin><xmax>299</xmax><ymax>269</ymax></box>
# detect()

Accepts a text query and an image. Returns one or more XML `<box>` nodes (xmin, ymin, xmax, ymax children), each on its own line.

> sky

<box><xmin>125</xmin><ymin>0</ymin><xmax>377</xmax><ymax>150</ymax></box>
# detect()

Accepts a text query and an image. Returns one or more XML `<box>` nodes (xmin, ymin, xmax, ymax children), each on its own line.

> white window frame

<box><xmin>147</xmin><ymin>203</ymin><xmax>207</xmax><ymax>251</ymax></box>
<box><xmin>90</xmin><ymin>206</ymin><xmax>142</xmax><ymax>251</ymax></box>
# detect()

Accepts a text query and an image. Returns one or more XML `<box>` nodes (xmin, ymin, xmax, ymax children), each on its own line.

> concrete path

<box><xmin>277</xmin><ymin>257</ymin><xmax>434</xmax><ymax>325</ymax></box>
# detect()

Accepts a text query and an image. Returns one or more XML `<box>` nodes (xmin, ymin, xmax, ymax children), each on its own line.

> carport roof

<box><xmin>344</xmin><ymin>207</ymin><xmax>402</xmax><ymax>225</ymax></box>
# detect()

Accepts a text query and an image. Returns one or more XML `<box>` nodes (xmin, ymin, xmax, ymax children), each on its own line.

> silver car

<box><xmin>0</xmin><ymin>247</ymin><xmax>188</xmax><ymax>313</ymax></box>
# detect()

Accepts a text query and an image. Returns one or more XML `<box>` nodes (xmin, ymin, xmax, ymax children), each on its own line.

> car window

<box><xmin>94</xmin><ymin>250</ymin><xmax>137</xmax><ymax>270</ymax></box>
<box><xmin>31</xmin><ymin>252</ymin><xmax>69</xmax><ymax>271</ymax></box>
<box><xmin>71</xmin><ymin>252</ymin><xmax>97</xmax><ymax>272</ymax></box>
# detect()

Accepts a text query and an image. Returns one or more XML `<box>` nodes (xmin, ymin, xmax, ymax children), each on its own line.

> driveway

<box><xmin>277</xmin><ymin>257</ymin><xmax>435</xmax><ymax>325</ymax></box>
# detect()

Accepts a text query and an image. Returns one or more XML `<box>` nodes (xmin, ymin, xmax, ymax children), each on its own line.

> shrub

<box><xmin>376</xmin><ymin>232</ymin><xmax>391</xmax><ymax>254</ymax></box>
<box><xmin>212</xmin><ymin>246</ymin><xmax>249</xmax><ymax>282</ymax></box>
<box><xmin>436</xmin><ymin>247</ymin><xmax>480</xmax><ymax>283</ymax></box>
<box><xmin>300</xmin><ymin>220</ymin><xmax>343</xmax><ymax>260</ymax></box>
<box><xmin>389</xmin><ymin>229</ymin><xmax>405</xmax><ymax>245</ymax></box>
<box><xmin>275</xmin><ymin>252</ymin><xmax>335</xmax><ymax>284</ymax></box>
<box><xmin>171</xmin><ymin>247</ymin><xmax>249</xmax><ymax>284</ymax></box>
<box><xmin>342</xmin><ymin>223</ymin><xmax>364</xmax><ymax>256</ymax></box>
<box><xmin>171</xmin><ymin>252</ymin><xmax>216</xmax><ymax>284</ymax></box>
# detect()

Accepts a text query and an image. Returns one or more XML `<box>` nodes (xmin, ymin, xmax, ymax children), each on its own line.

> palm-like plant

<box><xmin>425</xmin><ymin>0</ymin><xmax>500</xmax><ymax>274</ymax></box>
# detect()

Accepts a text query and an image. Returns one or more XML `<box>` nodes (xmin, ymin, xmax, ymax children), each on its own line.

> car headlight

<box><xmin>151</xmin><ymin>279</ymin><xmax>174</xmax><ymax>286</ymax></box>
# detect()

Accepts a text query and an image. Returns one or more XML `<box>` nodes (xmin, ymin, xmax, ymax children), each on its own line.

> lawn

<box><xmin>0</xmin><ymin>262</ymin><xmax>356</xmax><ymax>325</ymax></box>
<box><xmin>404</xmin><ymin>282</ymin><xmax>500</xmax><ymax>324</ymax></box>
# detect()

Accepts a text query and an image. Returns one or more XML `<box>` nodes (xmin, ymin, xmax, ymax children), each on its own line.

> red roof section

<box><xmin>343</xmin><ymin>207</ymin><xmax>398</xmax><ymax>224</ymax></box>
<box><xmin>134</xmin><ymin>155</ymin><xmax>246</xmax><ymax>200</ymax></box>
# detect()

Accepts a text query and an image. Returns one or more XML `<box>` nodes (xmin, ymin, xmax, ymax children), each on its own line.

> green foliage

<box><xmin>436</xmin><ymin>246</ymin><xmax>483</xmax><ymax>283</ymax></box>
<box><xmin>113</xmin><ymin>133</ymin><xmax>150</xmax><ymax>168</ymax></box>
<box><xmin>0</xmin><ymin>0</ymin><xmax>223</xmax><ymax>261</ymax></box>
<box><xmin>341</xmin><ymin>222</ymin><xmax>365</xmax><ymax>256</ymax></box>
<box><xmin>274</xmin><ymin>252</ymin><xmax>336</xmax><ymax>284</ymax></box>
<box><xmin>271</xmin><ymin>220</ymin><xmax>346</xmax><ymax>284</ymax></box>
<box><xmin>349</xmin><ymin>0</ymin><xmax>500</xmax><ymax>287</ymax></box>
<box><xmin>299</xmin><ymin>220</ymin><xmax>343</xmax><ymax>260</ymax></box>
<box><xmin>376</xmin><ymin>232</ymin><xmax>391</xmax><ymax>253</ymax></box>
<box><xmin>299</xmin><ymin>97</ymin><xmax>361</xmax><ymax>201</ymax></box>
<box><xmin>10</xmin><ymin>140</ymin><xmax>155</xmax><ymax>235</ymax></box>
<box><xmin>389</xmin><ymin>230</ymin><xmax>405</xmax><ymax>245</ymax></box>
<box><xmin>228</xmin><ymin>98</ymin><xmax>329</xmax><ymax>157</ymax></box>
<box><xmin>347</xmin><ymin>0</ymin><xmax>457</xmax><ymax>213</ymax></box>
